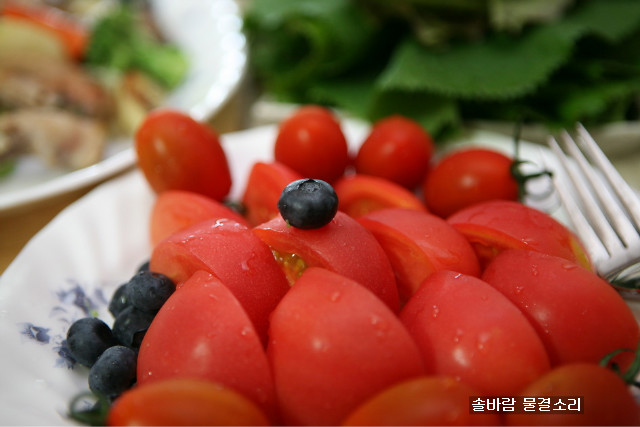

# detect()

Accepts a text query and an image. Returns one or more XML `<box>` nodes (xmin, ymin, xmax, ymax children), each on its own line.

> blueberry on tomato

<box><xmin>278</xmin><ymin>178</ymin><xmax>338</xmax><ymax>229</ymax></box>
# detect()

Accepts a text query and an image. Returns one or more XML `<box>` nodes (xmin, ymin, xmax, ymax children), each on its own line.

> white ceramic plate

<box><xmin>0</xmin><ymin>0</ymin><xmax>247</xmax><ymax>212</ymax></box>
<box><xmin>0</xmin><ymin>121</ymin><xmax>638</xmax><ymax>425</ymax></box>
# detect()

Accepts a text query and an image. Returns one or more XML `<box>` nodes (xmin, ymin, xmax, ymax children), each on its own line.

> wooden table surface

<box><xmin>2</xmin><ymin>88</ymin><xmax>640</xmax><ymax>275</ymax></box>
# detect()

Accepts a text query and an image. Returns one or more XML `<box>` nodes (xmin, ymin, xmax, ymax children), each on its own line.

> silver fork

<box><xmin>547</xmin><ymin>124</ymin><xmax>640</xmax><ymax>293</ymax></box>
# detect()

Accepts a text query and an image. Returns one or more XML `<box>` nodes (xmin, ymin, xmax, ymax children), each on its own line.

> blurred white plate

<box><xmin>0</xmin><ymin>120</ymin><xmax>638</xmax><ymax>425</ymax></box>
<box><xmin>0</xmin><ymin>0</ymin><xmax>247</xmax><ymax>212</ymax></box>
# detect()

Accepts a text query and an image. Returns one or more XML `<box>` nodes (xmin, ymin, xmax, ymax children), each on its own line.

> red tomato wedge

<box><xmin>482</xmin><ymin>249</ymin><xmax>640</xmax><ymax>369</ymax></box>
<box><xmin>333</xmin><ymin>174</ymin><xmax>426</xmax><ymax>218</ymax></box>
<box><xmin>447</xmin><ymin>200</ymin><xmax>592</xmax><ymax>270</ymax></box>
<box><xmin>505</xmin><ymin>363</ymin><xmax>640</xmax><ymax>426</ymax></box>
<box><xmin>135</xmin><ymin>109</ymin><xmax>232</xmax><ymax>201</ymax></box>
<box><xmin>149</xmin><ymin>218</ymin><xmax>289</xmax><ymax>344</ymax></box>
<box><xmin>401</xmin><ymin>270</ymin><xmax>550</xmax><ymax>396</ymax></box>
<box><xmin>150</xmin><ymin>190</ymin><xmax>248</xmax><ymax>247</ymax></box>
<box><xmin>137</xmin><ymin>271</ymin><xmax>278</xmax><ymax>422</ymax></box>
<box><xmin>358</xmin><ymin>208</ymin><xmax>480</xmax><ymax>303</ymax></box>
<box><xmin>2</xmin><ymin>0</ymin><xmax>88</xmax><ymax>59</ymax></box>
<box><xmin>107</xmin><ymin>378</ymin><xmax>270</xmax><ymax>426</ymax></box>
<box><xmin>241</xmin><ymin>161</ymin><xmax>303</xmax><ymax>227</ymax></box>
<box><xmin>268</xmin><ymin>267</ymin><xmax>425</xmax><ymax>426</ymax></box>
<box><xmin>252</xmin><ymin>211</ymin><xmax>400</xmax><ymax>311</ymax></box>
<box><xmin>342</xmin><ymin>376</ymin><xmax>500</xmax><ymax>426</ymax></box>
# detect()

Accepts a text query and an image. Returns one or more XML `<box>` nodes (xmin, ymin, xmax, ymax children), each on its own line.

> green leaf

<box><xmin>565</xmin><ymin>0</ymin><xmax>640</xmax><ymax>42</ymax></box>
<box><xmin>378</xmin><ymin>22</ymin><xmax>582</xmax><ymax>100</ymax></box>
<box><xmin>244</xmin><ymin>0</ymin><xmax>381</xmax><ymax>94</ymax></box>
<box><xmin>557</xmin><ymin>78</ymin><xmax>640</xmax><ymax>123</ymax></box>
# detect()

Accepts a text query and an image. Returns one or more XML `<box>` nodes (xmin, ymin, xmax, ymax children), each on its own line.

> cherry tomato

<box><xmin>268</xmin><ymin>267</ymin><xmax>425</xmax><ymax>426</ymax></box>
<box><xmin>355</xmin><ymin>115</ymin><xmax>434</xmax><ymax>189</ymax></box>
<box><xmin>107</xmin><ymin>378</ymin><xmax>270</xmax><ymax>426</ymax></box>
<box><xmin>482</xmin><ymin>249</ymin><xmax>639</xmax><ymax>369</ymax></box>
<box><xmin>241</xmin><ymin>161</ymin><xmax>303</xmax><ymax>227</ymax></box>
<box><xmin>149</xmin><ymin>190</ymin><xmax>248</xmax><ymax>247</ymax></box>
<box><xmin>150</xmin><ymin>218</ymin><xmax>289</xmax><ymax>344</ymax></box>
<box><xmin>423</xmin><ymin>147</ymin><xmax>518</xmax><ymax>218</ymax></box>
<box><xmin>447</xmin><ymin>200</ymin><xmax>592</xmax><ymax>270</ymax></box>
<box><xmin>505</xmin><ymin>363</ymin><xmax>639</xmax><ymax>426</ymax></box>
<box><xmin>253</xmin><ymin>211</ymin><xmax>400</xmax><ymax>312</ymax></box>
<box><xmin>135</xmin><ymin>109</ymin><xmax>232</xmax><ymax>201</ymax></box>
<box><xmin>342</xmin><ymin>376</ymin><xmax>500</xmax><ymax>426</ymax></box>
<box><xmin>358</xmin><ymin>208</ymin><xmax>480</xmax><ymax>303</ymax></box>
<box><xmin>274</xmin><ymin>105</ymin><xmax>349</xmax><ymax>182</ymax></box>
<box><xmin>334</xmin><ymin>174</ymin><xmax>427</xmax><ymax>218</ymax></box>
<box><xmin>400</xmin><ymin>270</ymin><xmax>550</xmax><ymax>396</ymax></box>
<box><xmin>137</xmin><ymin>271</ymin><xmax>278</xmax><ymax>421</ymax></box>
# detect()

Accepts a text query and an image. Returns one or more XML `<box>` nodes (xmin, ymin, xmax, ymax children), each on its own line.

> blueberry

<box><xmin>127</xmin><ymin>270</ymin><xmax>175</xmax><ymax>313</ymax></box>
<box><xmin>108</xmin><ymin>283</ymin><xmax>130</xmax><ymax>318</ymax></box>
<box><xmin>278</xmin><ymin>178</ymin><xmax>338</xmax><ymax>229</ymax></box>
<box><xmin>66</xmin><ymin>317</ymin><xmax>118</xmax><ymax>367</ymax></box>
<box><xmin>88</xmin><ymin>345</ymin><xmax>136</xmax><ymax>399</ymax></box>
<box><xmin>112</xmin><ymin>305</ymin><xmax>155</xmax><ymax>349</ymax></box>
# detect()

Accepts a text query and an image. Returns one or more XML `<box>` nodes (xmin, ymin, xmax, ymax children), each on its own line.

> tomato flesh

<box><xmin>150</xmin><ymin>190</ymin><xmax>248</xmax><ymax>247</ymax></box>
<box><xmin>107</xmin><ymin>378</ymin><xmax>270</xmax><ymax>426</ymax></box>
<box><xmin>447</xmin><ymin>200</ymin><xmax>592</xmax><ymax>270</ymax></box>
<box><xmin>242</xmin><ymin>161</ymin><xmax>303</xmax><ymax>227</ymax></box>
<box><xmin>253</xmin><ymin>211</ymin><xmax>400</xmax><ymax>311</ymax></box>
<box><xmin>358</xmin><ymin>208</ymin><xmax>480</xmax><ymax>303</ymax></box>
<box><xmin>334</xmin><ymin>174</ymin><xmax>426</xmax><ymax>219</ymax></box>
<box><xmin>343</xmin><ymin>376</ymin><xmax>500</xmax><ymax>426</ymax></box>
<box><xmin>137</xmin><ymin>271</ymin><xmax>278</xmax><ymax>421</ymax></box>
<box><xmin>401</xmin><ymin>270</ymin><xmax>551</xmax><ymax>396</ymax></box>
<box><xmin>268</xmin><ymin>267</ymin><xmax>425</xmax><ymax>426</ymax></box>
<box><xmin>149</xmin><ymin>218</ymin><xmax>289</xmax><ymax>344</ymax></box>
<box><xmin>505</xmin><ymin>363</ymin><xmax>640</xmax><ymax>426</ymax></box>
<box><xmin>482</xmin><ymin>249</ymin><xmax>640</xmax><ymax>369</ymax></box>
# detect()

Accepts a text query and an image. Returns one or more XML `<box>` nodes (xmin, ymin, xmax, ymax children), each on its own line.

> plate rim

<box><xmin>0</xmin><ymin>0</ymin><xmax>247</xmax><ymax>213</ymax></box>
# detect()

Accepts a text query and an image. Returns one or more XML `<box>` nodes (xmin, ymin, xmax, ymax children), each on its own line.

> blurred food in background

<box><xmin>243</xmin><ymin>0</ymin><xmax>640</xmax><ymax>141</ymax></box>
<box><xmin>0</xmin><ymin>0</ymin><xmax>187</xmax><ymax>175</ymax></box>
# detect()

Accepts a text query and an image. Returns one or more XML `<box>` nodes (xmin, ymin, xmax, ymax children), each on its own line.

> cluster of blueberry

<box><xmin>66</xmin><ymin>264</ymin><xmax>176</xmax><ymax>400</ymax></box>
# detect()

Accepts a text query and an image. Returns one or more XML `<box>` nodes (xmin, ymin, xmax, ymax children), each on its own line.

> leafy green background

<box><xmin>244</xmin><ymin>0</ymin><xmax>640</xmax><ymax>140</ymax></box>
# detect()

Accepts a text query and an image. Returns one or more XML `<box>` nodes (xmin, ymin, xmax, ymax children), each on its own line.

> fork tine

<box><xmin>550</xmin><ymin>133</ymin><xmax>626</xmax><ymax>257</ymax></box>
<box><xmin>547</xmin><ymin>136</ymin><xmax>610</xmax><ymax>265</ymax></box>
<box><xmin>561</xmin><ymin>130</ymin><xmax>639</xmax><ymax>249</ymax></box>
<box><xmin>576</xmin><ymin>123</ymin><xmax>640</xmax><ymax>230</ymax></box>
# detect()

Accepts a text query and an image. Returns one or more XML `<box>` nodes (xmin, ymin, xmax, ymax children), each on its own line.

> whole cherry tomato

<box><xmin>107</xmin><ymin>378</ymin><xmax>270</xmax><ymax>426</ymax></box>
<box><xmin>505</xmin><ymin>363</ymin><xmax>639</xmax><ymax>426</ymax></box>
<box><xmin>355</xmin><ymin>115</ymin><xmax>434</xmax><ymax>189</ymax></box>
<box><xmin>423</xmin><ymin>147</ymin><xmax>518</xmax><ymax>218</ymax></box>
<box><xmin>135</xmin><ymin>109</ymin><xmax>232</xmax><ymax>201</ymax></box>
<box><xmin>274</xmin><ymin>105</ymin><xmax>349</xmax><ymax>183</ymax></box>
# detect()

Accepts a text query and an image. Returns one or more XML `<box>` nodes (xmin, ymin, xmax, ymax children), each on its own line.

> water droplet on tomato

<box><xmin>432</xmin><ymin>305</ymin><xmax>440</xmax><ymax>318</ymax></box>
<box><xmin>329</xmin><ymin>291</ymin><xmax>341</xmax><ymax>302</ymax></box>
